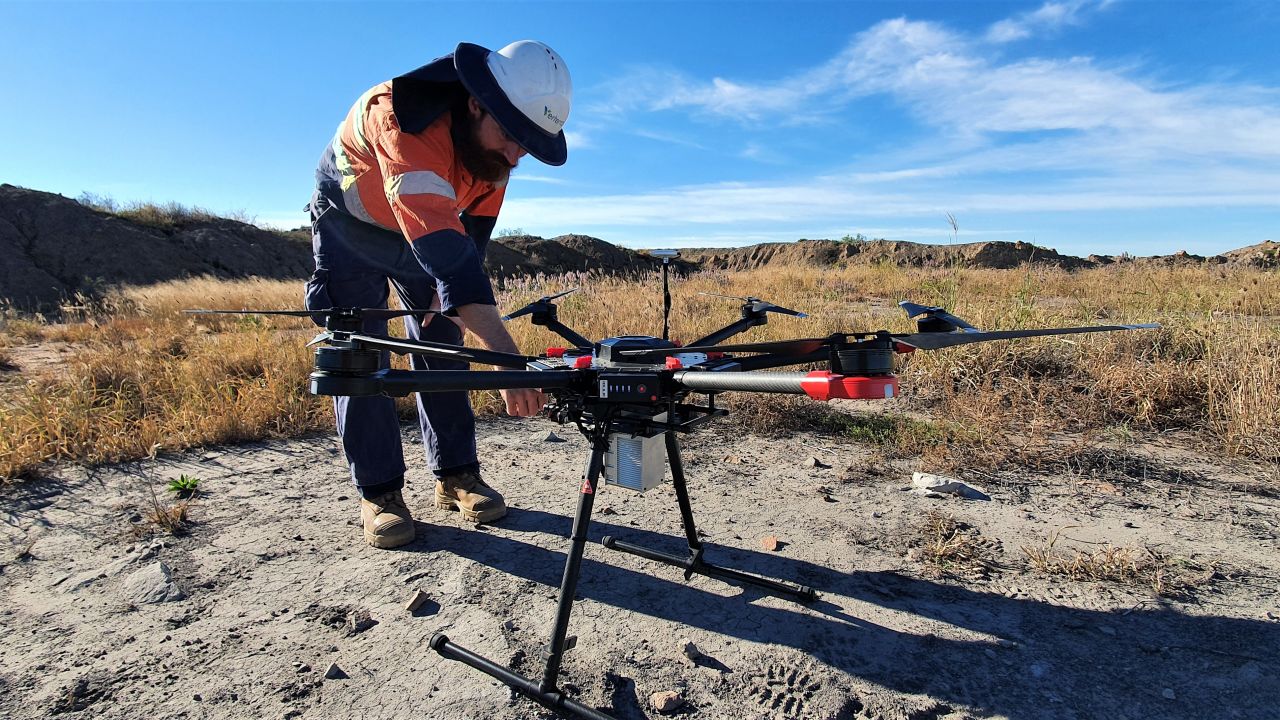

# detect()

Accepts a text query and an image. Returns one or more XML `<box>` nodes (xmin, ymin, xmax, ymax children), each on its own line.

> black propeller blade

<box><xmin>899</xmin><ymin>301</ymin><xmax>978</xmax><ymax>333</ymax></box>
<box><xmin>501</xmin><ymin>288</ymin><xmax>579</xmax><ymax>322</ymax></box>
<box><xmin>701</xmin><ymin>293</ymin><xmax>809</xmax><ymax>318</ymax></box>
<box><xmin>620</xmin><ymin>320</ymin><xmax>1163</xmax><ymax>359</ymax></box>
<box><xmin>318</xmin><ymin>331</ymin><xmax>537</xmax><ymax>369</ymax></box>
<box><xmin>187</xmin><ymin>307</ymin><xmax>438</xmax><ymax>321</ymax></box>
<box><xmin>619</xmin><ymin>336</ymin><xmax>833</xmax><ymax>358</ymax></box>
<box><xmin>894</xmin><ymin>324</ymin><xmax>1161</xmax><ymax>350</ymax></box>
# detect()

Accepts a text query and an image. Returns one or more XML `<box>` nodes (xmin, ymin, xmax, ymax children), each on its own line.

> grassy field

<box><xmin>1</xmin><ymin>263</ymin><xmax>1276</xmax><ymax>483</ymax></box>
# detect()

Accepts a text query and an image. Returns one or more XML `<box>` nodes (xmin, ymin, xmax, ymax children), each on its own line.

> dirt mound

<box><xmin>681</xmin><ymin>239</ymin><xmax>1096</xmax><ymax>271</ymax></box>
<box><xmin>1219</xmin><ymin>240</ymin><xmax>1280</xmax><ymax>269</ymax></box>
<box><xmin>0</xmin><ymin>185</ymin><xmax>313</xmax><ymax>312</ymax></box>
<box><xmin>683</xmin><ymin>238</ymin><xmax>1278</xmax><ymax>273</ymax></box>
<box><xmin>0</xmin><ymin>186</ymin><xmax>680</xmax><ymax>312</ymax></box>
<box><xmin>2</xmin><ymin>184</ymin><xmax>1270</xmax><ymax>313</ymax></box>
<box><xmin>487</xmin><ymin>233</ymin><xmax>692</xmax><ymax>278</ymax></box>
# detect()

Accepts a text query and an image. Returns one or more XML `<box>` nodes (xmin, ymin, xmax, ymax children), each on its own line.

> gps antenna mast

<box><xmin>651</xmin><ymin>249</ymin><xmax>679</xmax><ymax>341</ymax></box>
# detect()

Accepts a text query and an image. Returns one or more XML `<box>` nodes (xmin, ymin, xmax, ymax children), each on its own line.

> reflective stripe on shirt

<box><xmin>385</xmin><ymin>170</ymin><xmax>457</xmax><ymax>203</ymax></box>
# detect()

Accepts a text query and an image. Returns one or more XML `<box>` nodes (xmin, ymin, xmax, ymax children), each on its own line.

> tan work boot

<box><xmin>434</xmin><ymin>470</ymin><xmax>507</xmax><ymax>523</ymax></box>
<box><xmin>360</xmin><ymin>490</ymin><xmax>415</xmax><ymax>549</ymax></box>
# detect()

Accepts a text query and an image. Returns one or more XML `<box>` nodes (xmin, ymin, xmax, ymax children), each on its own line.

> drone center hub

<box><xmin>596</xmin><ymin>336</ymin><xmax>677</xmax><ymax>368</ymax></box>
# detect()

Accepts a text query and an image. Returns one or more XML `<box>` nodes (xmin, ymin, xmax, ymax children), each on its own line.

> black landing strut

<box><xmin>431</xmin><ymin>413</ymin><xmax>816</xmax><ymax>720</ymax></box>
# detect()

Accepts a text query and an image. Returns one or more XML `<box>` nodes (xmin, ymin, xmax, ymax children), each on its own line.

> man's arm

<box><xmin>454</xmin><ymin>302</ymin><xmax>520</xmax><ymax>355</ymax></box>
<box><xmin>454</xmin><ymin>302</ymin><xmax>545</xmax><ymax>417</ymax></box>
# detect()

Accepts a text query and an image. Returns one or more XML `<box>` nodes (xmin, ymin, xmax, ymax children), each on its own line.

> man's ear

<box><xmin>467</xmin><ymin>95</ymin><xmax>485</xmax><ymax>119</ymax></box>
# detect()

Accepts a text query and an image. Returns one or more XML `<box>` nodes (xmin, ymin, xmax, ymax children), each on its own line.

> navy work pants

<box><xmin>304</xmin><ymin>196</ymin><xmax>478</xmax><ymax>492</ymax></box>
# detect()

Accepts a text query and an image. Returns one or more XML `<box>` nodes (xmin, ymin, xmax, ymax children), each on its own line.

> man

<box><xmin>305</xmin><ymin>40</ymin><xmax>572</xmax><ymax>549</ymax></box>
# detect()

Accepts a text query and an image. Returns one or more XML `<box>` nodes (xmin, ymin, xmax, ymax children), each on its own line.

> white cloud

<box><xmin>564</xmin><ymin>129</ymin><xmax>593</xmax><ymax>151</ymax></box>
<box><xmin>986</xmin><ymin>0</ymin><xmax>1098</xmax><ymax>43</ymax></box>
<box><xmin>630</xmin><ymin>128</ymin><xmax>708</xmax><ymax>150</ymax></box>
<box><xmin>501</xmin><ymin>167</ymin><xmax>1279</xmax><ymax>234</ymax></box>
<box><xmin>600</xmin><ymin>13</ymin><xmax>1280</xmax><ymax>161</ymax></box>
<box><xmin>739</xmin><ymin>141</ymin><xmax>789</xmax><ymax>164</ymax></box>
<box><xmin>510</xmin><ymin>173</ymin><xmax>570</xmax><ymax>185</ymax></box>
<box><xmin>579</xmin><ymin>11</ymin><xmax>1280</xmax><ymax>196</ymax></box>
<box><xmin>554</xmin><ymin>6</ymin><xmax>1279</xmax><ymax>253</ymax></box>
<box><xmin>255</xmin><ymin>211</ymin><xmax>309</xmax><ymax>231</ymax></box>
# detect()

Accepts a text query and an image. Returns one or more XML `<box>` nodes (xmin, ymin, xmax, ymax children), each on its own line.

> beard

<box><xmin>452</xmin><ymin>108</ymin><xmax>516</xmax><ymax>183</ymax></box>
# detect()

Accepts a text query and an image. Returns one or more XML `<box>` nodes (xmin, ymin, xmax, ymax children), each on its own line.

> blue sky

<box><xmin>2</xmin><ymin>0</ymin><xmax>1277</xmax><ymax>256</ymax></box>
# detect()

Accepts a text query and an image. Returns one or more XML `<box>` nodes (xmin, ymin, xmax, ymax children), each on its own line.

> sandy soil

<box><xmin>2</xmin><ymin>415</ymin><xmax>1278</xmax><ymax>720</ymax></box>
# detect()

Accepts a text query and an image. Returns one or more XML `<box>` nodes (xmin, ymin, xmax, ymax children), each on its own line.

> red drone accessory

<box><xmin>800</xmin><ymin>371</ymin><xmax>898</xmax><ymax>401</ymax></box>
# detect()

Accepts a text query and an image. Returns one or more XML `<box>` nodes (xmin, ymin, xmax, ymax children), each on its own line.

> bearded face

<box><xmin>452</xmin><ymin>98</ymin><xmax>522</xmax><ymax>184</ymax></box>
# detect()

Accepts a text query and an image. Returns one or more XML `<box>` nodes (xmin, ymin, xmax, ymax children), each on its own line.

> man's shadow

<box><xmin>406</xmin><ymin>506</ymin><xmax>1280</xmax><ymax>720</ymax></box>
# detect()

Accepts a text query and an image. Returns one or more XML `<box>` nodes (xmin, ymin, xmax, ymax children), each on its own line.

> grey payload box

<box><xmin>602</xmin><ymin>432</ymin><xmax>667</xmax><ymax>492</ymax></box>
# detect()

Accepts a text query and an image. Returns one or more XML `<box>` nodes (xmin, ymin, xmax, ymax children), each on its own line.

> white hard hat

<box><xmin>454</xmin><ymin>40</ymin><xmax>573</xmax><ymax>166</ymax></box>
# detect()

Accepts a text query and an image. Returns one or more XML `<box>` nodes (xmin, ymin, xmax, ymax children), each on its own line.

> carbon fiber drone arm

<box><xmin>672</xmin><ymin>367</ymin><xmax>896</xmax><ymax>402</ymax></box>
<box><xmin>341</xmin><ymin>332</ymin><xmax>538</xmax><ymax>368</ymax></box>
<box><xmin>311</xmin><ymin>368</ymin><xmax>580</xmax><ymax>398</ymax></box>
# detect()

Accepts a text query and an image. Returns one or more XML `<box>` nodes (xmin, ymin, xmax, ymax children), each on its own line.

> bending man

<box><xmin>305</xmin><ymin>40</ymin><xmax>572</xmax><ymax>548</ymax></box>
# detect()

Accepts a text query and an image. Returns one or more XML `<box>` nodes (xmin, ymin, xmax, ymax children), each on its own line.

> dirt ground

<box><xmin>2</xmin><ymin>413</ymin><xmax>1278</xmax><ymax>720</ymax></box>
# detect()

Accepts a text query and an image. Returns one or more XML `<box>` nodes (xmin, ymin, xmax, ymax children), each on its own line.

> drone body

<box><xmin>188</xmin><ymin>263</ymin><xmax>1158</xmax><ymax>720</ymax></box>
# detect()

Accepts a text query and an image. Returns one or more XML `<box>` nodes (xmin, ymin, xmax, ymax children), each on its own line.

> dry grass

<box><xmin>77</xmin><ymin>193</ymin><xmax>254</xmax><ymax>229</ymax></box>
<box><xmin>1022</xmin><ymin>526</ymin><xmax>1213</xmax><ymax>597</ymax></box>
<box><xmin>0</xmin><ymin>349</ymin><xmax>16</xmax><ymax>372</ymax></box>
<box><xmin>1</xmin><ymin>262</ymin><xmax>1277</xmax><ymax>483</ymax></box>
<box><xmin>908</xmin><ymin>511</ymin><xmax>995</xmax><ymax>579</ymax></box>
<box><xmin>0</xmin><ymin>279</ymin><xmax>327</xmax><ymax>480</ymax></box>
<box><xmin>136</xmin><ymin>483</ymin><xmax>193</xmax><ymax>537</ymax></box>
<box><xmin>0</xmin><ymin>313</ymin><xmax>47</xmax><ymax>346</ymax></box>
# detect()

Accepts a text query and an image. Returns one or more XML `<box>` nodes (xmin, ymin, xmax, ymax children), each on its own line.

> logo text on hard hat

<box><xmin>543</xmin><ymin>105</ymin><xmax>564</xmax><ymax>128</ymax></box>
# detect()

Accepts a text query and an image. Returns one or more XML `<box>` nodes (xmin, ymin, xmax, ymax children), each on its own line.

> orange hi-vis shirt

<box><xmin>315</xmin><ymin>81</ymin><xmax>504</xmax><ymax>310</ymax></box>
<box><xmin>324</xmin><ymin>81</ymin><xmax>505</xmax><ymax>238</ymax></box>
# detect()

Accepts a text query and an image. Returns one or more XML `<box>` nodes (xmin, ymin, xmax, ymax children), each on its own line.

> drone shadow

<box><xmin>406</xmin><ymin>506</ymin><xmax>1280</xmax><ymax>720</ymax></box>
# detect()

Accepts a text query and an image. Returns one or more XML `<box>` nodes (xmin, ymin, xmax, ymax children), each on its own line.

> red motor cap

<box><xmin>665</xmin><ymin>356</ymin><xmax>683</xmax><ymax>370</ymax></box>
<box><xmin>572</xmin><ymin>356</ymin><xmax>593</xmax><ymax>369</ymax></box>
<box><xmin>801</xmin><ymin>371</ymin><xmax>898</xmax><ymax>401</ymax></box>
<box><xmin>546</xmin><ymin>347</ymin><xmax>567</xmax><ymax>358</ymax></box>
<box><xmin>706</xmin><ymin>351</ymin><xmax>726</xmax><ymax>360</ymax></box>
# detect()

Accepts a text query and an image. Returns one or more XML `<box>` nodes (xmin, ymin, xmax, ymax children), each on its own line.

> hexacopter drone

<box><xmin>195</xmin><ymin>251</ymin><xmax>1156</xmax><ymax>720</ymax></box>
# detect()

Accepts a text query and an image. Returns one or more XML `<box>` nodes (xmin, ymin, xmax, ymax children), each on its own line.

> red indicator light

<box><xmin>637</xmin><ymin>384</ymin><xmax>647</xmax><ymax>393</ymax></box>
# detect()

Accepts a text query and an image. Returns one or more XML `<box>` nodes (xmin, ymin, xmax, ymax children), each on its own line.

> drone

<box><xmin>193</xmin><ymin>253</ymin><xmax>1157</xmax><ymax>720</ymax></box>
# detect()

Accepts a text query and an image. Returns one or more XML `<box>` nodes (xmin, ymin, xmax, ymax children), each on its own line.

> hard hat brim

<box><xmin>454</xmin><ymin>42</ymin><xmax>568</xmax><ymax>167</ymax></box>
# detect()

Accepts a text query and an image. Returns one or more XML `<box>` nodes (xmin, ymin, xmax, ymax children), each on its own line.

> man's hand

<box><xmin>500</xmin><ymin>387</ymin><xmax>545</xmax><ymax>417</ymax></box>
<box><xmin>454</xmin><ymin>303</ymin><xmax>546</xmax><ymax>417</ymax></box>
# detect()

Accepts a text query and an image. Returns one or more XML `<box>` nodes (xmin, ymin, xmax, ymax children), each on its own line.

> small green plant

<box><xmin>234</xmin><ymin>314</ymin><xmax>266</xmax><ymax>332</ymax></box>
<box><xmin>167</xmin><ymin>474</ymin><xmax>201</xmax><ymax>498</ymax></box>
<box><xmin>839</xmin><ymin>232</ymin><xmax>868</xmax><ymax>244</ymax></box>
<box><xmin>823</xmin><ymin>412</ymin><xmax>964</xmax><ymax>450</ymax></box>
